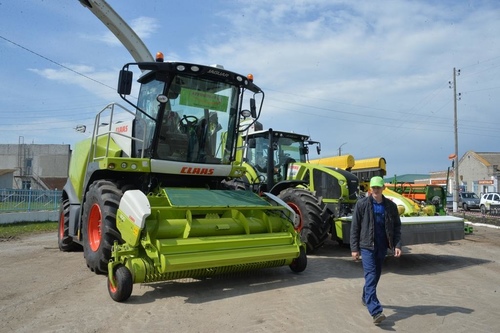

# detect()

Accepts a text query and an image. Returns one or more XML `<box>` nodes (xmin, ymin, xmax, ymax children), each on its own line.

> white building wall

<box><xmin>0</xmin><ymin>144</ymin><xmax>70</xmax><ymax>189</ymax></box>
<box><xmin>0</xmin><ymin>173</ymin><xmax>14</xmax><ymax>188</ymax></box>
<box><xmin>30</xmin><ymin>145</ymin><xmax>70</xmax><ymax>177</ymax></box>
<box><xmin>459</xmin><ymin>152</ymin><xmax>488</xmax><ymax>192</ymax></box>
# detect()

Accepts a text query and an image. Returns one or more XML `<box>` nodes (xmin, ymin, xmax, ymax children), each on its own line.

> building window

<box><xmin>22</xmin><ymin>180</ymin><xmax>31</xmax><ymax>189</ymax></box>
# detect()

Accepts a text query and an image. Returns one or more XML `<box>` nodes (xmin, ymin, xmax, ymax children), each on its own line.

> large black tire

<box><xmin>81</xmin><ymin>180</ymin><xmax>123</xmax><ymax>275</ymax></box>
<box><xmin>108</xmin><ymin>264</ymin><xmax>133</xmax><ymax>302</ymax></box>
<box><xmin>278</xmin><ymin>188</ymin><xmax>329</xmax><ymax>253</ymax></box>
<box><xmin>58</xmin><ymin>199</ymin><xmax>82</xmax><ymax>252</ymax></box>
<box><xmin>289</xmin><ymin>247</ymin><xmax>307</xmax><ymax>273</ymax></box>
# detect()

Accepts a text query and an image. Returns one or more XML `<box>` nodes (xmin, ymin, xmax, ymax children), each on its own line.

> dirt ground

<box><xmin>1</xmin><ymin>223</ymin><xmax>499</xmax><ymax>333</ymax></box>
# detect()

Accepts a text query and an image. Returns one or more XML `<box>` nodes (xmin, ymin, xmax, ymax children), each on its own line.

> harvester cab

<box><xmin>115</xmin><ymin>59</ymin><xmax>257</xmax><ymax>171</ymax></box>
<box><xmin>59</xmin><ymin>55</ymin><xmax>308</xmax><ymax>302</ymax></box>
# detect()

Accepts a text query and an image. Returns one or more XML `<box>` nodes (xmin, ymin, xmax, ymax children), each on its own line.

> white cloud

<box><xmin>28</xmin><ymin>64</ymin><xmax>117</xmax><ymax>101</ymax></box>
<box><xmin>88</xmin><ymin>16</ymin><xmax>160</xmax><ymax>47</ymax></box>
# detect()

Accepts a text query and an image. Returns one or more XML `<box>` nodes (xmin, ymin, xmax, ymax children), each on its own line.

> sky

<box><xmin>1</xmin><ymin>0</ymin><xmax>499</xmax><ymax>177</ymax></box>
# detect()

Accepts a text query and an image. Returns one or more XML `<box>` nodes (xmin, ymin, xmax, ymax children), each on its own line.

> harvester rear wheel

<box><xmin>108</xmin><ymin>264</ymin><xmax>133</xmax><ymax>302</ymax></box>
<box><xmin>289</xmin><ymin>247</ymin><xmax>307</xmax><ymax>273</ymax></box>
<box><xmin>278</xmin><ymin>188</ymin><xmax>329</xmax><ymax>253</ymax></box>
<box><xmin>82</xmin><ymin>180</ymin><xmax>123</xmax><ymax>275</ymax></box>
<box><xmin>58</xmin><ymin>199</ymin><xmax>81</xmax><ymax>252</ymax></box>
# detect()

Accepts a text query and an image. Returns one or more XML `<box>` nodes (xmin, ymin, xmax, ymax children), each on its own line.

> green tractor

<box><xmin>58</xmin><ymin>56</ymin><xmax>307</xmax><ymax>302</ymax></box>
<box><xmin>229</xmin><ymin>127</ymin><xmax>359</xmax><ymax>252</ymax></box>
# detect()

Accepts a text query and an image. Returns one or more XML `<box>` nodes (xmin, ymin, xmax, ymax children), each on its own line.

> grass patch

<box><xmin>0</xmin><ymin>221</ymin><xmax>58</xmax><ymax>239</ymax></box>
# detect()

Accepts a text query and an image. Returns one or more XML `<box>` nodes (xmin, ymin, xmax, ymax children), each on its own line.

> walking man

<box><xmin>350</xmin><ymin>176</ymin><xmax>402</xmax><ymax>324</ymax></box>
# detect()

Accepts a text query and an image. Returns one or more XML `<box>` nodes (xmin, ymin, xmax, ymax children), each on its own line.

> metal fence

<box><xmin>0</xmin><ymin>188</ymin><xmax>61</xmax><ymax>213</ymax></box>
<box><xmin>489</xmin><ymin>204</ymin><xmax>500</xmax><ymax>216</ymax></box>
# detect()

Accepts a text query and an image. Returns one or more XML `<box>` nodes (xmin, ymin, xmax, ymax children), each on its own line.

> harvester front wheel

<box><xmin>278</xmin><ymin>188</ymin><xmax>328</xmax><ymax>253</ymax></box>
<box><xmin>82</xmin><ymin>180</ymin><xmax>123</xmax><ymax>275</ymax></box>
<box><xmin>108</xmin><ymin>264</ymin><xmax>133</xmax><ymax>302</ymax></box>
<box><xmin>58</xmin><ymin>199</ymin><xmax>81</xmax><ymax>252</ymax></box>
<box><xmin>289</xmin><ymin>247</ymin><xmax>307</xmax><ymax>273</ymax></box>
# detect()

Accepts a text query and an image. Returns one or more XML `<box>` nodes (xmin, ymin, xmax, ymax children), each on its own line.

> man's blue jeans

<box><xmin>361</xmin><ymin>248</ymin><xmax>387</xmax><ymax>316</ymax></box>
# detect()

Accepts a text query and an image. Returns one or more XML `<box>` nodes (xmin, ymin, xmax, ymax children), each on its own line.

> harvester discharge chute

<box><xmin>58</xmin><ymin>59</ymin><xmax>306</xmax><ymax>302</ymax></box>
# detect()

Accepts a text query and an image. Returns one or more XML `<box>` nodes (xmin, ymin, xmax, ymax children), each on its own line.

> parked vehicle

<box><xmin>458</xmin><ymin>192</ymin><xmax>480</xmax><ymax>211</ymax></box>
<box><xmin>480</xmin><ymin>192</ymin><xmax>500</xmax><ymax>214</ymax></box>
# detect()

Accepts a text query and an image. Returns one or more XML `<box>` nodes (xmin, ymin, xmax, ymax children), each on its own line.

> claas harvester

<box><xmin>58</xmin><ymin>55</ymin><xmax>307</xmax><ymax>302</ymax></box>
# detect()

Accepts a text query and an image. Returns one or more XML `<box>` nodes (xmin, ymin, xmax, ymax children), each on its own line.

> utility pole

<box><xmin>449</xmin><ymin>68</ymin><xmax>461</xmax><ymax>213</ymax></box>
<box><xmin>338</xmin><ymin>142</ymin><xmax>347</xmax><ymax>156</ymax></box>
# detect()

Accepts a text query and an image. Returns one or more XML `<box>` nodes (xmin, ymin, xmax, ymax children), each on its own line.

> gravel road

<box><xmin>1</xmin><ymin>223</ymin><xmax>499</xmax><ymax>333</ymax></box>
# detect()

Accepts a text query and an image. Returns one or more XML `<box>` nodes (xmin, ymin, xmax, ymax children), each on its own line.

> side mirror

<box><xmin>250</xmin><ymin>98</ymin><xmax>257</xmax><ymax>118</ymax></box>
<box><xmin>117</xmin><ymin>69</ymin><xmax>133</xmax><ymax>95</ymax></box>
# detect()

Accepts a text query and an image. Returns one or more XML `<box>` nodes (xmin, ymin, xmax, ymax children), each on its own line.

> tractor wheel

<box><xmin>82</xmin><ymin>180</ymin><xmax>123</xmax><ymax>275</ymax></box>
<box><xmin>278</xmin><ymin>188</ymin><xmax>329</xmax><ymax>253</ymax></box>
<box><xmin>289</xmin><ymin>247</ymin><xmax>307</xmax><ymax>273</ymax></box>
<box><xmin>108</xmin><ymin>264</ymin><xmax>133</xmax><ymax>302</ymax></box>
<box><xmin>58</xmin><ymin>199</ymin><xmax>81</xmax><ymax>252</ymax></box>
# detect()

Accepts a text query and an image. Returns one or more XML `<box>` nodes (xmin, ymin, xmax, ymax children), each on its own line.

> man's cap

<box><xmin>370</xmin><ymin>176</ymin><xmax>384</xmax><ymax>188</ymax></box>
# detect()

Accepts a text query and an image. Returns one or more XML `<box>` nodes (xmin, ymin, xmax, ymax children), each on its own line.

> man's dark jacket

<box><xmin>350</xmin><ymin>194</ymin><xmax>402</xmax><ymax>252</ymax></box>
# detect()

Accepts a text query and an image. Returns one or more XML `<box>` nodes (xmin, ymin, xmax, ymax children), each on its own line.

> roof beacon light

<box><xmin>155</xmin><ymin>52</ymin><xmax>164</xmax><ymax>62</ymax></box>
<box><xmin>247</xmin><ymin>74</ymin><xmax>254</xmax><ymax>82</ymax></box>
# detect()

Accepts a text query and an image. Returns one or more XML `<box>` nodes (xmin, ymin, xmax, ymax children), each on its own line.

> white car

<box><xmin>479</xmin><ymin>192</ymin><xmax>500</xmax><ymax>214</ymax></box>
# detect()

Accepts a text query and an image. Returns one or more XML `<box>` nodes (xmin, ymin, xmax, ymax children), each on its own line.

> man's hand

<box><xmin>394</xmin><ymin>248</ymin><xmax>402</xmax><ymax>258</ymax></box>
<box><xmin>351</xmin><ymin>251</ymin><xmax>360</xmax><ymax>261</ymax></box>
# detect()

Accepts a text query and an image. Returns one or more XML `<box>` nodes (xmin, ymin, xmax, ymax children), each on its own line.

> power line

<box><xmin>0</xmin><ymin>34</ymin><xmax>115</xmax><ymax>91</ymax></box>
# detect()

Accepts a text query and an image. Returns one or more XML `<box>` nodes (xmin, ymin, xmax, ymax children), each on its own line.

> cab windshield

<box><xmin>246</xmin><ymin>135</ymin><xmax>306</xmax><ymax>178</ymax></box>
<box><xmin>135</xmin><ymin>74</ymin><xmax>239</xmax><ymax>164</ymax></box>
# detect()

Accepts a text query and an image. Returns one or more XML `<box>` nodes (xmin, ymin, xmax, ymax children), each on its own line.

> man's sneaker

<box><xmin>361</xmin><ymin>297</ymin><xmax>366</xmax><ymax>307</ymax></box>
<box><xmin>372</xmin><ymin>312</ymin><xmax>386</xmax><ymax>324</ymax></box>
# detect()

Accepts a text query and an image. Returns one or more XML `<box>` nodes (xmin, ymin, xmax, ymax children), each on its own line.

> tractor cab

<box><xmin>241</xmin><ymin>129</ymin><xmax>320</xmax><ymax>191</ymax></box>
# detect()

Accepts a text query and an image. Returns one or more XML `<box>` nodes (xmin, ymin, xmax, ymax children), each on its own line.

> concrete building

<box><xmin>0</xmin><ymin>144</ymin><xmax>70</xmax><ymax>190</ymax></box>
<box><xmin>428</xmin><ymin>151</ymin><xmax>500</xmax><ymax>195</ymax></box>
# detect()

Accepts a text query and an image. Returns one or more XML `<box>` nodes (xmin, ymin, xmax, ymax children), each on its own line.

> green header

<box><xmin>179</xmin><ymin>88</ymin><xmax>229</xmax><ymax>112</ymax></box>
